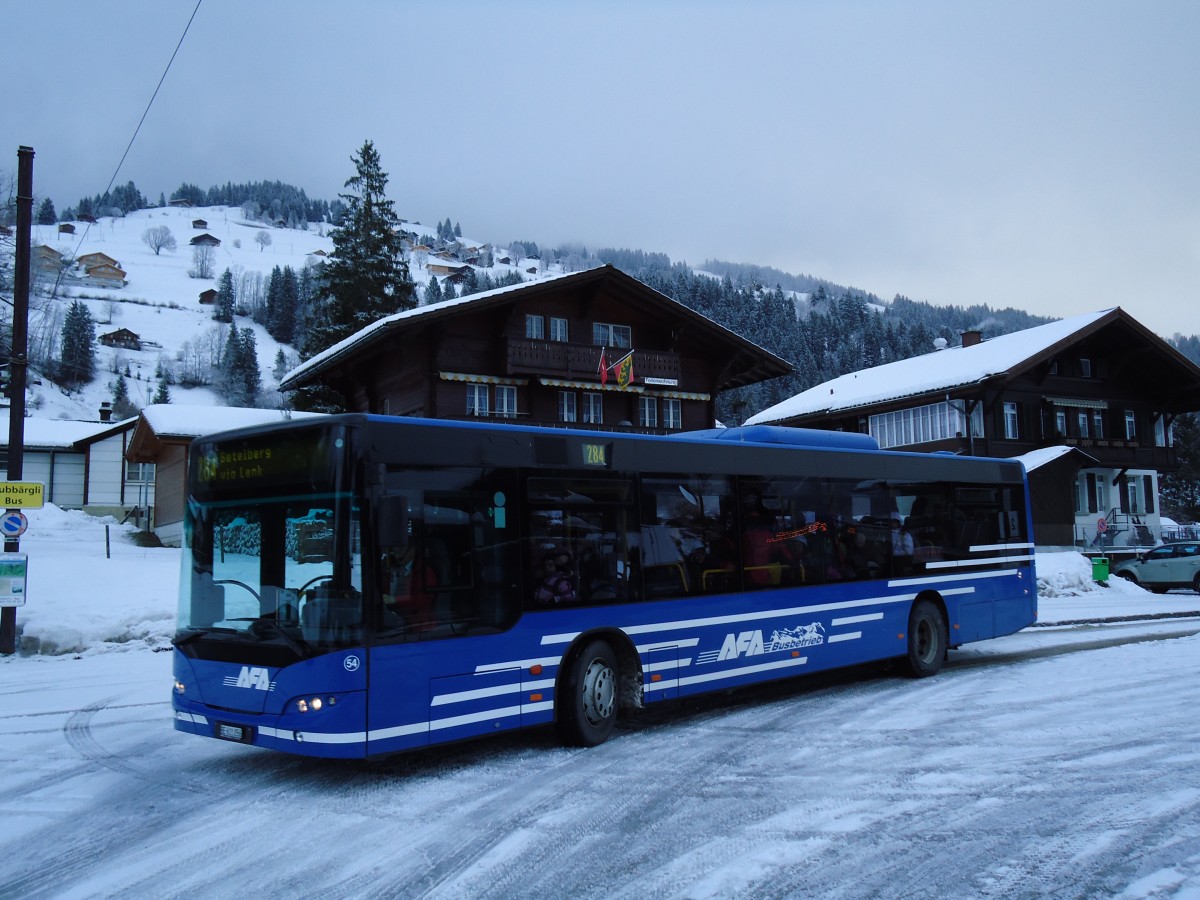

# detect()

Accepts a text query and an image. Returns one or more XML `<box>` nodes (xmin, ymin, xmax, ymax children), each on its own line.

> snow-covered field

<box><xmin>2</xmin><ymin>507</ymin><xmax>1198</xmax><ymax>898</ymax></box>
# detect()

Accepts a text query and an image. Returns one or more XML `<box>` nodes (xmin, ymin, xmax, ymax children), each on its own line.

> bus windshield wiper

<box><xmin>226</xmin><ymin>618</ymin><xmax>309</xmax><ymax>655</ymax></box>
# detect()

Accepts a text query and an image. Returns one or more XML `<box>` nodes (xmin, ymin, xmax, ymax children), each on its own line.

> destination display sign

<box><xmin>193</xmin><ymin>426</ymin><xmax>340</xmax><ymax>497</ymax></box>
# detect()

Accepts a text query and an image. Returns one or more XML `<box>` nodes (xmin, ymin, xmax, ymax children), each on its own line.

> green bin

<box><xmin>1091</xmin><ymin>557</ymin><xmax>1109</xmax><ymax>583</ymax></box>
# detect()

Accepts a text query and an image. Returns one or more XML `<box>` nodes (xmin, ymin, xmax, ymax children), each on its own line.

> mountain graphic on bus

<box><xmin>767</xmin><ymin>622</ymin><xmax>826</xmax><ymax>651</ymax></box>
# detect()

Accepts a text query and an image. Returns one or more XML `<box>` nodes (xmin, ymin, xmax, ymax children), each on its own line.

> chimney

<box><xmin>99</xmin><ymin>401</ymin><xmax>112</xmax><ymax>423</ymax></box>
<box><xmin>961</xmin><ymin>329</ymin><xmax>982</xmax><ymax>348</ymax></box>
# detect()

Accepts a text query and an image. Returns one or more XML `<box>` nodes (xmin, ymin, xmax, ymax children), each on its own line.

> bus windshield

<box><xmin>178</xmin><ymin>498</ymin><xmax>363</xmax><ymax>654</ymax></box>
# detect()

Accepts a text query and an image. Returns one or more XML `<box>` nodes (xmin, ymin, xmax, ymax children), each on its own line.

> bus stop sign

<box><xmin>0</xmin><ymin>511</ymin><xmax>27</xmax><ymax>538</ymax></box>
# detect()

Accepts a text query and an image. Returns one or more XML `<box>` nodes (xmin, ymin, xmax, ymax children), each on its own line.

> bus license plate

<box><xmin>216</xmin><ymin>723</ymin><xmax>250</xmax><ymax>742</ymax></box>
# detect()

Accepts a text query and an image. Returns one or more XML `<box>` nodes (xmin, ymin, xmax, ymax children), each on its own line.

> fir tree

<box><xmin>217</xmin><ymin>324</ymin><xmax>261</xmax><ymax>406</ymax></box>
<box><xmin>58</xmin><ymin>301</ymin><xmax>96</xmax><ymax>387</ymax></box>
<box><xmin>112</xmin><ymin>374</ymin><xmax>139</xmax><ymax>419</ymax></box>
<box><xmin>424</xmin><ymin>276</ymin><xmax>443</xmax><ymax>306</ymax></box>
<box><xmin>37</xmin><ymin>198</ymin><xmax>57</xmax><ymax>225</ymax></box>
<box><xmin>1161</xmin><ymin>413</ymin><xmax>1200</xmax><ymax>522</ymax></box>
<box><xmin>214</xmin><ymin>268</ymin><xmax>235</xmax><ymax>323</ymax></box>
<box><xmin>297</xmin><ymin>139</ymin><xmax>414</xmax><ymax>411</ymax></box>
<box><xmin>266</xmin><ymin>265</ymin><xmax>297</xmax><ymax>342</ymax></box>
<box><xmin>153</xmin><ymin>376</ymin><xmax>171</xmax><ymax>404</ymax></box>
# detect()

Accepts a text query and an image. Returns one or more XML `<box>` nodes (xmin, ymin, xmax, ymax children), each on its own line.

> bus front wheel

<box><xmin>557</xmin><ymin>639</ymin><xmax>618</xmax><ymax>747</ymax></box>
<box><xmin>905</xmin><ymin>599</ymin><xmax>947</xmax><ymax>678</ymax></box>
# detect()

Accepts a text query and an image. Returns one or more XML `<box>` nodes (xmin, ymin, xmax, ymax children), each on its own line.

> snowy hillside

<box><xmin>15</xmin><ymin>205</ymin><xmax>535</xmax><ymax>422</ymax></box>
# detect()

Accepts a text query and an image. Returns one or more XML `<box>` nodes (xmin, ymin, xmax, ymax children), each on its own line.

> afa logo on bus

<box><xmin>702</xmin><ymin>621</ymin><xmax>827</xmax><ymax>663</ymax></box>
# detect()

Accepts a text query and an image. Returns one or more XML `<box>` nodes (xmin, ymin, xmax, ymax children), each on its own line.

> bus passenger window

<box><xmin>639</xmin><ymin>476</ymin><xmax>732</xmax><ymax>599</ymax></box>
<box><xmin>526</xmin><ymin>477</ymin><xmax>634</xmax><ymax>608</ymax></box>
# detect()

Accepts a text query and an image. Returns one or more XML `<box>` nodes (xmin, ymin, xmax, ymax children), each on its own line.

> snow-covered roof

<box><xmin>137</xmin><ymin>404</ymin><xmax>322</xmax><ymax>439</ymax></box>
<box><xmin>1012</xmin><ymin>445</ymin><xmax>1097</xmax><ymax>473</ymax></box>
<box><xmin>0</xmin><ymin>415</ymin><xmax>137</xmax><ymax>449</ymax></box>
<box><xmin>748</xmin><ymin>308</ymin><xmax>1117</xmax><ymax>425</ymax></box>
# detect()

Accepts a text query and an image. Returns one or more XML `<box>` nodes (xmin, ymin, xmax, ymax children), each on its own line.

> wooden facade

<box><xmin>280</xmin><ymin>265</ymin><xmax>792</xmax><ymax>434</ymax></box>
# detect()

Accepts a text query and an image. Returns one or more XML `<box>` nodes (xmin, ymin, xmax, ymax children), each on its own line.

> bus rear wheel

<box><xmin>905</xmin><ymin>599</ymin><xmax>947</xmax><ymax>678</ymax></box>
<box><xmin>557</xmin><ymin>639</ymin><xmax>618</xmax><ymax>747</ymax></box>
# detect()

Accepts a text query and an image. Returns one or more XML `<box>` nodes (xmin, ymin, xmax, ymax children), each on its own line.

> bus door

<box><xmin>366</xmin><ymin>468</ymin><xmax>521</xmax><ymax>754</ymax></box>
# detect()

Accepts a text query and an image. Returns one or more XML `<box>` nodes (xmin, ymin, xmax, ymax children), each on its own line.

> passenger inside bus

<box><xmin>534</xmin><ymin>547</ymin><xmax>576</xmax><ymax>605</ymax></box>
<box><xmin>381</xmin><ymin>542</ymin><xmax>437</xmax><ymax>631</ymax></box>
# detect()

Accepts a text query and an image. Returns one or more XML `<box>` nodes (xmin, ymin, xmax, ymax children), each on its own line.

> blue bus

<box><xmin>172</xmin><ymin>415</ymin><xmax>1036</xmax><ymax>757</ymax></box>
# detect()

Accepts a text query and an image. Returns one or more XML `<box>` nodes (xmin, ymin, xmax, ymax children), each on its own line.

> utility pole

<box><xmin>1</xmin><ymin>146</ymin><xmax>33</xmax><ymax>655</ymax></box>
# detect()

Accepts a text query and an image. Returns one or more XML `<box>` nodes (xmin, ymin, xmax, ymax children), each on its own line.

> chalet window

<box><xmin>664</xmin><ymin>399</ymin><xmax>682</xmax><ymax>430</ymax></box>
<box><xmin>525</xmin><ymin>314</ymin><xmax>544</xmax><ymax>339</ymax></box>
<box><xmin>1076</xmin><ymin>410</ymin><xmax>1089</xmax><ymax>439</ymax></box>
<box><xmin>583</xmin><ymin>392</ymin><xmax>603</xmax><ymax>424</ymax></box>
<box><xmin>466</xmin><ymin>384</ymin><xmax>488</xmax><ymax>417</ymax></box>
<box><xmin>1055</xmin><ymin>410</ymin><xmax>1067</xmax><ymax>436</ymax></box>
<box><xmin>639</xmin><ymin>396</ymin><xmax>658</xmax><ymax>428</ymax></box>
<box><xmin>1049</xmin><ymin>360</ymin><xmax>1059</xmax><ymax>375</ymax></box>
<box><xmin>1092</xmin><ymin>410</ymin><xmax>1104</xmax><ymax>440</ymax></box>
<box><xmin>593</xmin><ymin>322</ymin><xmax>631</xmax><ymax>349</ymax></box>
<box><xmin>869</xmin><ymin>402</ymin><xmax>982</xmax><ymax>449</ymax></box>
<box><xmin>1079</xmin><ymin>357</ymin><xmax>1092</xmax><ymax>378</ymax></box>
<box><xmin>1155</xmin><ymin>416</ymin><xmax>1168</xmax><ymax>447</ymax></box>
<box><xmin>1125</xmin><ymin>410</ymin><xmax>1137</xmax><ymax>441</ymax></box>
<box><xmin>1003</xmin><ymin>402</ymin><xmax>1020</xmax><ymax>440</ymax></box>
<box><xmin>558</xmin><ymin>391</ymin><xmax>577</xmax><ymax>423</ymax></box>
<box><xmin>1084</xmin><ymin>473</ymin><xmax>1107</xmax><ymax>514</ymax></box>
<box><xmin>495</xmin><ymin>385</ymin><xmax>517</xmax><ymax>419</ymax></box>
<box><xmin>550</xmin><ymin>317</ymin><xmax>568</xmax><ymax>342</ymax></box>
<box><xmin>126</xmin><ymin>461</ymin><xmax>155</xmax><ymax>483</ymax></box>
<box><xmin>1126</xmin><ymin>475</ymin><xmax>1141</xmax><ymax>514</ymax></box>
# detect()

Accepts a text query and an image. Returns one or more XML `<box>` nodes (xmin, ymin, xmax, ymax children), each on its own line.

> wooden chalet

<box><xmin>77</xmin><ymin>251</ymin><xmax>120</xmax><ymax>269</ymax></box>
<box><xmin>427</xmin><ymin>260</ymin><xmax>471</xmax><ymax>277</ymax></box>
<box><xmin>191</xmin><ymin>218</ymin><xmax>208</xmax><ymax>229</ymax></box>
<box><xmin>99</xmin><ymin>328</ymin><xmax>141</xmax><ymax>350</ymax></box>
<box><xmin>198</xmin><ymin>288</ymin><xmax>219</xmax><ymax>305</ymax></box>
<box><xmin>189</xmin><ymin>233</ymin><xmax>221</xmax><ymax>247</ymax></box>
<box><xmin>58</xmin><ymin>223</ymin><xmax>76</xmax><ymax>235</ymax></box>
<box><xmin>748</xmin><ymin>308</ymin><xmax>1200</xmax><ymax>548</ymax></box>
<box><xmin>33</xmin><ymin>245</ymin><xmax>63</xmax><ymax>273</ymax></box>
<box><xmin>280</xmin><ymin>265</ymin><xmax>792</xmax><ymax>434</ymax></box>
<box><xmin>82</xmin><ymin>264</ymin><xmax>127</xmax><ymax>287</ymax></box>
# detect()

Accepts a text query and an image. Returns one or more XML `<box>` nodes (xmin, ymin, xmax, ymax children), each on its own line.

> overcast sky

<box><xmin>4</xmin><ymin>1</ymin><xmax>1197</xmax><ymax>338</ymax></box>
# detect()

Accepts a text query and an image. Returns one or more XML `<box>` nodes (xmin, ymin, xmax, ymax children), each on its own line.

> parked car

<box><xmin>1112</xmin><ymin>541</ymin><xmax>1200</xmax><ymax>593</ymax></box>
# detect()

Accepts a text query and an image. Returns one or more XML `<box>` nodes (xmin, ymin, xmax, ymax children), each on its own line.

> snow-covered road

<box><xmin>2</xmin><ymin>618</ymin><xmax>1199</xmax><ymax>899</ymax></box>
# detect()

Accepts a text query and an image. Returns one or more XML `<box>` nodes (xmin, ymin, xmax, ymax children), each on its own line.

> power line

<box><xmin>60</xmin><ymin>0</ymin><xmax>203</xmax><ymax>277</ymax></box>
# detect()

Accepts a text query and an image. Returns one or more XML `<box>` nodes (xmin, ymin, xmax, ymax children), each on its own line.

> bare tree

<box><xmin>141</xmin><ymin>225</ymin><xmax>177</xmax><ymax>256</ymax></box>
<box><xmin>255</xmin><ymin>230</ymin><xmax>272</xmax><ymax>252</ymax></box>
<box><xmin>189</xmin><ymin>244</ymin><xmax>215</xmax><ymax>279</ymax></box>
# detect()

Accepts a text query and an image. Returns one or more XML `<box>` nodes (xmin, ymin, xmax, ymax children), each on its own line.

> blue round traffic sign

<box><xmin>0</xmin><ymin>511</ymin><xmax>28</xmax><ymax>537</ymax></box>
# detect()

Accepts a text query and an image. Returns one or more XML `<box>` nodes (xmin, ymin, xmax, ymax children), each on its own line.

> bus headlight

<box><xmin>173</xmin><ymin>679</ymin><xmax>186</xmax><ymax>696</ymax></box>
<box><xmin>296</xmin><ymin>695</ymin><xmax>338</xmax><ymax>713</ymax></box>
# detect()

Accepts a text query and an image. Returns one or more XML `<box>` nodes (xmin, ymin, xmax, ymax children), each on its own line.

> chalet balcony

<box><xmin>1054</xmin><ymin>437</ymin><xmax>1176</xmax><ymax>471</ymax></box>
<box><xmin>506</xmin><ymin>338</ymin><xmax>681</xmax><ymax>384</ymax></box>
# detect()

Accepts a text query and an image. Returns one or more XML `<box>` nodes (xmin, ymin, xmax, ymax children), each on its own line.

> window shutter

<box><xmin>1144</xmin><ymin>475</ymin><xmax>1155</xmax><ymax>513</ymax></box>
<box><xmin>1086</xmin><ymin>474</ymin><xmax>1098</xmax><ymax>514</ymax></box>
